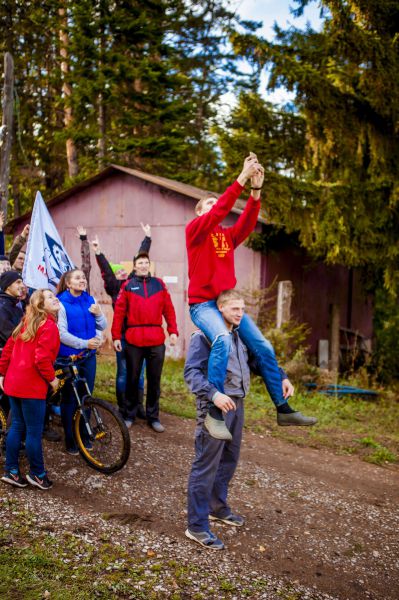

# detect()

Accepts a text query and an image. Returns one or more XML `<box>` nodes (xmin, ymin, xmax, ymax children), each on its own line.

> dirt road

<box><xmin>2</xmin><ymin>413</ymin><xmax>398</xmax><ymax>599</ymax></box>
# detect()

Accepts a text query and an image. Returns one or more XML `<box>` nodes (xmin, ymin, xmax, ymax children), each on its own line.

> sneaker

<box><xmin>185</xmin><ymin>529</ymin><xmax>224</xmax><ymax>550</ymax></box>
<box><xmin>124</xmin><ymin>419</ymin><xmax>134</xmax><ymax>428</ymax></box>
<box><xmin>204</xmin><ymin>414</ymin><xmax>232</xmax><ymax>441</ymax></box>
<box><xmin>65</xmin><ymin>447</ymin><xmax>79</xmax><ymax>456</ymax></box>
<box><xmin>26</xmin><ymin>472</ymin><xmax>53</xmax><ymax>490</ymax></box>
<box><xmin>1</xmin><ymin>471</ymin><xmax>28</xmax><ymax>488</ymax></box>
<box><xmin>150</xmin><ymin>420</ymin><xmax>165</xmax><ymax>433</ymax></box>
<box><xmin>210</xmin><ymin>513</ymin><xmax>245</xmax><ymax>527</ymax></box>
<box><xmin>43</xmin><ymin>428</ymin><xmax>62</xmax><ymax>442</ymax></box>
<box><xmin>277</xmin><ymin>411</ymin><xmax>318</xmax><ymax>427</ymax></box>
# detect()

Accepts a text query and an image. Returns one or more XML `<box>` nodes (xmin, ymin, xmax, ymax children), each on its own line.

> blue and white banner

<box><xmin>23</xmin><ymin>191</ymin><xmax>74</xmax><ymax>290</ymax></box>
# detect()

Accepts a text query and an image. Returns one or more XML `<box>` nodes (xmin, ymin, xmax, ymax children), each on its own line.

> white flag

<box><xmin>23</xmin><ymin>191</ymin><xmax>75</xmax><ymax>291</ymax></box>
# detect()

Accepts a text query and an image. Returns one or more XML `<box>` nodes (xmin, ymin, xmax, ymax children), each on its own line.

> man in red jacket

<box><xmin>186</xmin><ymin>154</ymin><xmax>316</xmax><ymax>440</ymax></box>
<box><xmin>112</xmin><ymin>251</ymin><xmax>178</xmax><ymax>432</ymax></box>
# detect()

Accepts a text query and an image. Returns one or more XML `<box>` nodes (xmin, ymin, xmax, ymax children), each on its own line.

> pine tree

<box><xmin>229</xmin><ymin>0</ymin><xmax>399</xmax><ymax>291</ymax></box>
<box><xmin>0</xmin><ymin>0</ymin><xmax>259</xmax><ymax>212</ymax></box>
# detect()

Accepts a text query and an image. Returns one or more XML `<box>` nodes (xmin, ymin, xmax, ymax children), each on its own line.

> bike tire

<box><xmin>73</xmin><ymin>396</ymin><xmax>130</xmax><ymax>474</ymax></box>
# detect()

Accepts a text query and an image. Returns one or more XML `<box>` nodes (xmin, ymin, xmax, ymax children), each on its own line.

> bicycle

<box><xmin>50</xmin><ymin>353</ymin><xmax>131</xmax><ymax>474</ymax></box>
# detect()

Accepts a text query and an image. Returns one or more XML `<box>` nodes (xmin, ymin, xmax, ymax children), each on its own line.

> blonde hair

<box><xmin>195</xmin><ymin>195</ymin><xmax>217</xmax><ymax>215</ymax></box>
<box><xmin>12</xmin><ymin>289</ymin><xmax>53</xmax><ymax>342</ymax></box>
<box><xmin>217</xmin><ymin>289</ymin><xmax>244</xmax><ymax>307</ymax></box>
<box><xmin>56</xmin><ymin>269</ymin><xmax>84</xmax><ymax>294</ymax></box>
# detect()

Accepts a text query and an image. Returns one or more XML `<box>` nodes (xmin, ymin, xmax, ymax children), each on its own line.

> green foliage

<box><xmin>372</xmin><ymin>287</ymin><xmax>399</xmax><ymax>382</ymax></box>
<box><xmin>356</xmin><ymin>436</ymin><xmax>397</xmax><ymax>464</ymax></box>
<box><xmin>242</xmin><ymin>283</ymin><xmax>312</xmax><ymax>366</ymax></box>
<box><xmin>0</xmin><ymin>0</ymin><xmax>260</xmax><ymax>215</ymax></box>
<box><xmin>227</xmin><ymin>0</ymin><xmax>399</xmax><ymax>293</ymax></box>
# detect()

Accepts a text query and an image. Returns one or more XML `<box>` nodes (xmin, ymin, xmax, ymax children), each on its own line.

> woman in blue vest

<box><xmin>57</xmin><ymin>269</ymin><xmax>107</xmax><ymax>454</ymax></box>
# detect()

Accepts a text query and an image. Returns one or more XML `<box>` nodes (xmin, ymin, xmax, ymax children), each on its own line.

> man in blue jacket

<box><xmin>184</xmin><ymin>288</ymin><xmax>296</xmax><ymax>550</ymax></box>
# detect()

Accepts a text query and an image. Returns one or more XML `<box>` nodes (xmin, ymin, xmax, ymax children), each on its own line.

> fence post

<box><xmin>276</xmin><ymin>280</ymin><xmax>293</xmax><ymax>328</ymax></box>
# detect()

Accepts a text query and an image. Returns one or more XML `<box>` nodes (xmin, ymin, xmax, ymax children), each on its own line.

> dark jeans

<box><xmin>60</xmin><ymin>352</ymin><xmax>96</xmax><ymax>451</ymax></box>
<box><xmin>6</xmin><ymin>397</ymin><xmax>47</xmax><ymax>477</ymax></box>
<box><xmin>187</xmin><ymin>397</ymin><xmax>244</xmax><ymax>533</ymax></box>
<box><xmin>115</xmin><ymin>336</ymin><xmax>145</xmax><ymax>408</ymax></box>
<box><xmin>124</xmin><ymin>343</ymin><xmax>165</xmax><ymax>422</ymax></box>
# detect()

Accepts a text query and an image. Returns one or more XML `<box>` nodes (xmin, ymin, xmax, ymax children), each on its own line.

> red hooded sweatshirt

<box><xmin>186</xmin><ymin>180</ymin><xmax>260</xmax><ymax>304</ymax></box>
<box><xmin>0</xmin><ymin>315</ymin><xmax>60</xmax><ymax>399</ymax></box>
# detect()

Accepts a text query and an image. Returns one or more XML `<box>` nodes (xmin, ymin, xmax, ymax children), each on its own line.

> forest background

<box><xmin>0</xmin><ymin>0</ymin><xmax>398</xmax><ymax>380</ymax></box>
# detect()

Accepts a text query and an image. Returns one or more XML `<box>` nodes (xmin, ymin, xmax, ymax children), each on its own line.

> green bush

<box><xmin>373</xmin><ymin>287</ymin><xmax>399</xmax><ymax>382</ymax></box>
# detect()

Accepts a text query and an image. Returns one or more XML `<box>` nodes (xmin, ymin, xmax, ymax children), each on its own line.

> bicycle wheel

<box><xmin>73</xmin><ymin>396</ymin><xmax>131</xmax><ymax>474</ymax></box>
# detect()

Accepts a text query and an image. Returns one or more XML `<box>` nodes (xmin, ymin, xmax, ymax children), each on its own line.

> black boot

<box><xmin>137</xmin><ymin>389</ymin><xmax>146</xmax><ymax>420</ymax></box>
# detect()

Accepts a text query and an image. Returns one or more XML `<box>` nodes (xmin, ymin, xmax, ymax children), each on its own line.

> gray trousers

<box><xmin>187</xmin><ymin>397</ymin><xmax>244</xmax><ymax>532</ymax></box>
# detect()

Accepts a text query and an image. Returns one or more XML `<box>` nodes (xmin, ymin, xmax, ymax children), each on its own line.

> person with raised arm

<box><xmin>186</xmin><ymin>153</ymin><xmax>316</xmax><ymax>441</ymax></box>
<box><xmin>90</xmin><ymin>223</ymin><xmax>152</xmax><ymax>418</ymax></box>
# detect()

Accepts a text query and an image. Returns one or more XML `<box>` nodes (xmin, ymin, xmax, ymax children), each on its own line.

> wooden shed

<box><xmin>7</xmin><ymin>165</ymin><xmax>373</xmax><ymax>365</ymax></box>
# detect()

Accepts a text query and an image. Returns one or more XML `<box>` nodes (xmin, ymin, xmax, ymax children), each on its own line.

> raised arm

<box><xmin>138</xmin><ymin>222</ymin><xmax>152</xmax><ymax>255</ymax></box>
<box><xmin>9</xmin><ymin>224</ymin><xmax>29</xmax><ymax>266</ymax></box>
<box><xmin>229</xmin><ymin>164</ymin><xmax>264</xmax><ymax>247</ymax></box>
<box><xmin>186</xmin><ymin>155</ymin><xmax>260</xmax><ymax>245</ymax></box>
<box><xmin>90</xmin><ymin>235</ymin><xmax>120</xmax><ymax>299</ymax></box>
<box><xmin>77</xmin><ymin>226</ymin><xmax>91</xmax><ymax>294</ymax></box>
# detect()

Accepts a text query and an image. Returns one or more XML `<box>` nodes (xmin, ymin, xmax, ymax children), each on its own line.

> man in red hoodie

<box><xmin>186</xmin><ymin>154</ymin><xmax>316</xmax><ymax>439</ymax></box>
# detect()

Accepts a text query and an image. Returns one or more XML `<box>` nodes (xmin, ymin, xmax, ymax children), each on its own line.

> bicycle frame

<box><xmin>50</xmin><ymin>355</ymin><xmax>96</xmax><ymax>442</ymax></box>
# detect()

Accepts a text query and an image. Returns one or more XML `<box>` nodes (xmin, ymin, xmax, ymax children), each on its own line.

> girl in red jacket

<box><xmin>0</xmin><ymin>289</ymin><xmax>61</xmax><ymax>490</ymax></box>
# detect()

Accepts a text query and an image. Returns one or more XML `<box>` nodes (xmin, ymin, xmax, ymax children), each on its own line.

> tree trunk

<box><xmin>97</xmin><ymin>9</ymin><xmax>106</xmax><ymax>169</ymax></box>
<box><xmin>97</xmin><ymin>93</ymin><xmax>105</xmax><ymax>168</ymax></box>
<box><xmin>0</xmin><ymin>52</ymin><xmax>14</xmax><ymax>219</ymax></box>
<box><xmin>59</xmin><ymin>6</ymin><xmax>78</xmax><ymax>178</ymax></box>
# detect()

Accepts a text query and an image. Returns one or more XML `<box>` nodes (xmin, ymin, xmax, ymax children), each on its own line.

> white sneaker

<box><xmin>150</xmin><ymin>421</ymin><xmax>165</xmax><ymax>433</ymax></box>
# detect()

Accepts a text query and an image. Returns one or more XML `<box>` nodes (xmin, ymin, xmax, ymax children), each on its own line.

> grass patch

<box><xmin>96</xmin><ymin>354</ymin><xmax>399</xmax><ymax>464</ymax></box>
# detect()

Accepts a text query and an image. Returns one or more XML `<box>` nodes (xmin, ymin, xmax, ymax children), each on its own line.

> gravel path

<box><xmin>1</xmin><ymin>412</ymin><xmax>398</xmax><ymax>599</ymax></box>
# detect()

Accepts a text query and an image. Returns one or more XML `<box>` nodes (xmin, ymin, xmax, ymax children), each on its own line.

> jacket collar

<box><xmin>0</xmin><ymin>291</ymin><xmax>20</xmax><ymax>306</ymax></box>
<box><xmin>132</xmin><ymin>274</ymin><xmax>151</xmax><ymax>283</ymax></box>
<box><xmin>58</xmin><ymin>290</ymin><xmax>88</xmax><ymax>304</ymax></box>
